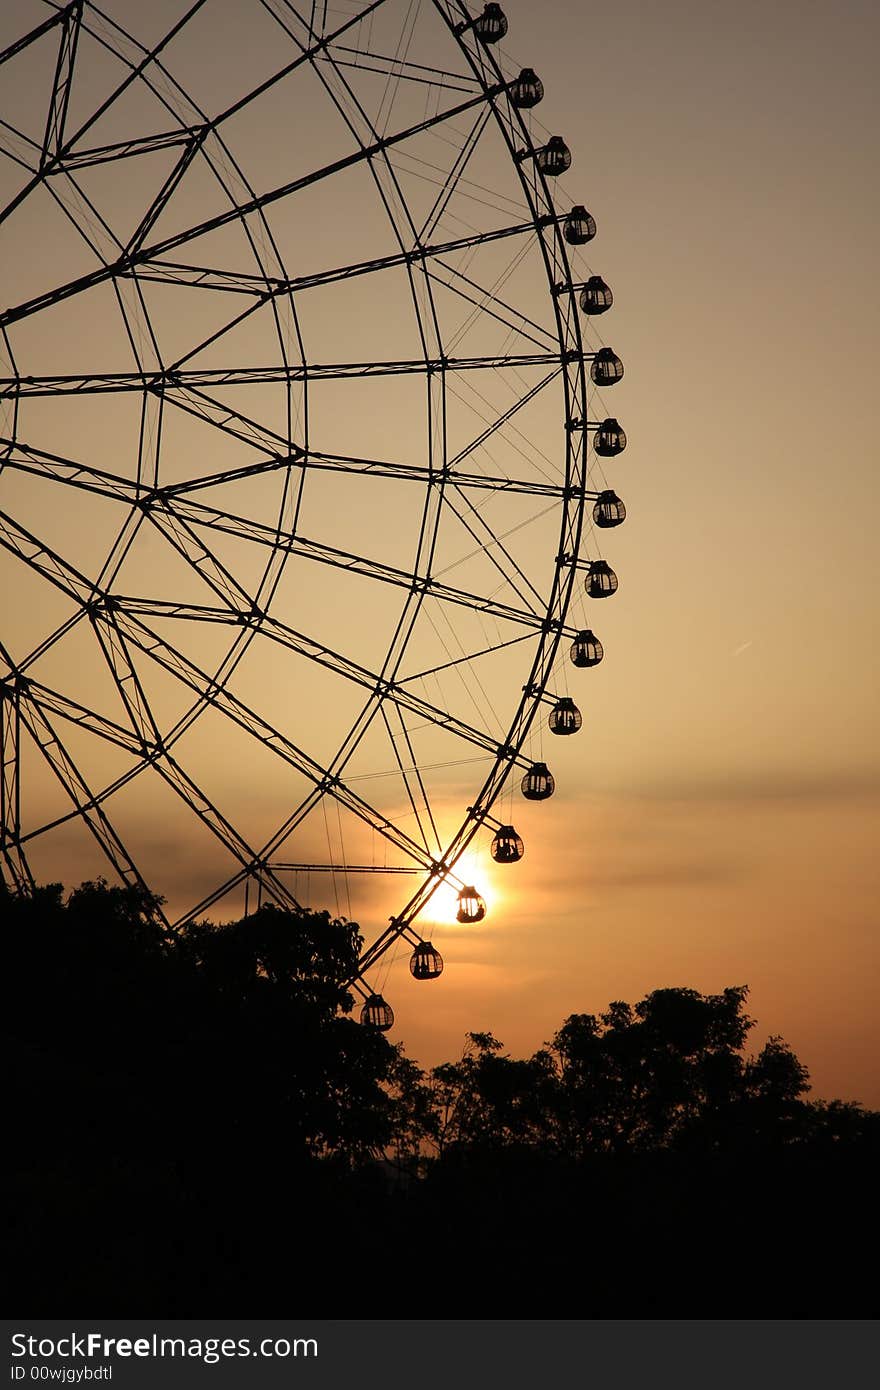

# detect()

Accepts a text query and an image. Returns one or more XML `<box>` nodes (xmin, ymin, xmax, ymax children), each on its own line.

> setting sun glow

<box><xmin>422</xmin><ymin>853</ymin><xmax>507</xmax><ymax>928</ymax></box>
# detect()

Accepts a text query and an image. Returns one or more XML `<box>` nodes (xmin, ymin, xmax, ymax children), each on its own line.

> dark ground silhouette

<box><xmin>5</xmin><ymin>882</ymin><xmax>877</xmax><ymax>1316</ymax></box>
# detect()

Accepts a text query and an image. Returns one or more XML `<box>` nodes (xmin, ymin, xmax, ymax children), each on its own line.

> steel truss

<box><xmin>0</xmin><ymin>0</ymin><xmax>626</xmax><ymax>1006</ymax></box>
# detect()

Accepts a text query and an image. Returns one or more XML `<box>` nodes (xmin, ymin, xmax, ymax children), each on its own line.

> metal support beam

<box><xmin>0</xmin><ymin>675</ymin><xmax>34</xmax><ymax>893</ymax></box>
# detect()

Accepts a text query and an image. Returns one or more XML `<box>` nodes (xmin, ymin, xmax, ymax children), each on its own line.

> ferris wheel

<box><xmin>0</xmin><ymin>0</ymin><xmax>627</xmax><ymax>1024</ymax></box>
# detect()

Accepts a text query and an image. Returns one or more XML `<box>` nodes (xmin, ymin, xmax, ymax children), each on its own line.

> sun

<box><xmin>426</xmin><ymin>852</ymin><xmax>500</xmax><ymax>928</ymax></box>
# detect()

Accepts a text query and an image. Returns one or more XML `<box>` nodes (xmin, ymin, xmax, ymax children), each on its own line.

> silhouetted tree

<box><xmin>5</xmin><ymin>880</ymin><xmax>412</xmax><ymax>1309</ymax></box>
<box><xmin>549</xmin><ymin>985</ymin><xmax>755</xmax><ymax>1153</ymax></box>
<box><xmin>5</xmin><ymin>882</ymin><xmax>402</xmax><ymax>1166</ymax></box>
<box><xmin>422</xmin><ymin>985</ymin><xmax>876</xmax><ymax>1161</ymax></box>
<box><xmin>384</xmin><ymin>1045</ymin><xmax>439</xmax><ymax>1169</ymax></box>
<box><xmin>174</xmin><ymin>902</ymin><xmax>397</xmax><ymax>1163</ymax></box>
<box><xmin>431</xmin><ymin>1031</ymin><xmax>558</xmax><ymax>1155</ymax></box>
<box><xmin>5</xmin><ymin>880</ymin><xmax>878</xmax><ymax>1316</ymax></box>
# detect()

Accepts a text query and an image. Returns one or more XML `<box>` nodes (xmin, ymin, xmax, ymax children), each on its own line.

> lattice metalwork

<box><xmin>0</xmin><ymin>0</ymin><xmax>627</xmax><ymax>1009</ymax></box>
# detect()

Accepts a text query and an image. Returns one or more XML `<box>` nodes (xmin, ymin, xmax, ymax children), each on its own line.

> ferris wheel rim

<box><xmin>351</xmin><ymin>0</ymin><xmax>590</xmax><ymax>975</ymax></box>
<box><xmin>0</xmin><ymin>0</ymin><xmax>611</xmax><ymax>1000</ymax></box>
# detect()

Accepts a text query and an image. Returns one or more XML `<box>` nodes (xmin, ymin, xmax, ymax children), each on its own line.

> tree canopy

<box><xmin>5</xmin><ymin>880</ymin><xmax>402</xmax><ymax>1167</ymax></box>
<box><xmin>426</xmin><ymin>986</ymin><xmax>824</xmax><ymax>1160</ymax></box>
<box><xmin>5</xmin><ymin>879</ymin><xmax>877</xmax><ymax>1315</ymax></box>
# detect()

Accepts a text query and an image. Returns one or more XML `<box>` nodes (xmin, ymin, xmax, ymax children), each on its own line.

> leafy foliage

<box><xmin>4</xmin><ymin>879</ymin><xmax>877</xmax><ymax>1314</ymax></box>
<box><xmin>5</xmin><ymin>880</ymin><xmax>399</xmax><ymax>1166</ymax></box>
<box><xmin>422</xmin><ymin>985</ymin><xmax>875</xmax><ymax>1161</ymax></box>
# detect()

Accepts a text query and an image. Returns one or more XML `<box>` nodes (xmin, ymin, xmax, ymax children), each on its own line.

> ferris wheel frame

<box><xmin>0</xmin><ymin>0</ymin><xmax>626</xmax><ymax>1009</ymax></box>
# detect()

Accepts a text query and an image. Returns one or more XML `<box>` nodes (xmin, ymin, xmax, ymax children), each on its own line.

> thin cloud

<box><xmin>621</xmin><ymin>769</ymin><xmax>880</xmax><ymax>805</ymax></box>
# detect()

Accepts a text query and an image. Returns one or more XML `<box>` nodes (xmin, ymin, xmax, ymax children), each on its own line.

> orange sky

<box><xmin>2</xmin><ymin>1</ymin><xmax>878</xmax><ymax>1106</ymax></box>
